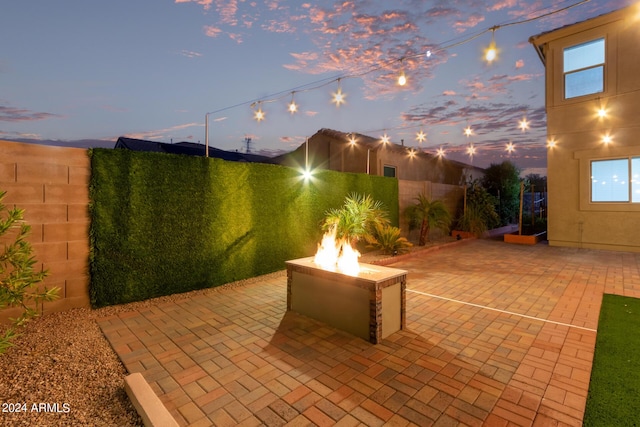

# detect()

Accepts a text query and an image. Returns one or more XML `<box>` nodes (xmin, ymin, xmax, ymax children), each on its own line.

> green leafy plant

<box><xmin>366</xmin><ymin>223</ymin><xmax>413</xmax><ymax>255</ymax></box>
<box><xmin>456</xmin><ymin>204</ymin><xmax>490</xmax><ymax>237</ymax></box>
<box><xmin>455</xmin><ymin>181</ymin><xmax>500</xmax><ymax>237</ymax></box>
<box><xmin>0</xmin><ymin>190</ymin><xmax>58</xmax><ymax>354</ymax></box>
<box><xmin>406</xmin><ymin>194</ymin><xmax>452</xmax><ymax>246</ymax></box>
<box><xmin>322</xmin><ymin>193</ymin><xmax>390</xmax><ymax>245</ymax></box>
<box><xmin>482</xmin><ymin>161</ymin><xmax>521</xmax><ymax>226</ymax></box>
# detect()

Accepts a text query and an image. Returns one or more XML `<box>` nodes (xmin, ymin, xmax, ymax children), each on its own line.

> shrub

<box><xmin>0</xmin><ymin>190</ymin><xmax>58</xmax><ymax>354</ymax></box>
<box><xmin>455</xmin><ymin>181</ymin><xmax>500</xmax><ymax>236</ymax></box>
<box><xmin>367</xmin><ymin>223</ymin><xmax>413</xmax><ymax>255</ymax></box>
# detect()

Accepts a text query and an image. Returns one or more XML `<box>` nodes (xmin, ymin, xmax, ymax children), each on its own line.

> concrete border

<box><xmin>124</xmin><ymin>373</ymin><xmax>179</xmax><ymax>427</ymax></box>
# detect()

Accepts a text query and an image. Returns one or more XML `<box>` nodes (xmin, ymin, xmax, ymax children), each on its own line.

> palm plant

<box><xmin>322</xmin><ymin>193</ymin><xmax>390</xmax><ymax>245</ymax></box>
<box><xmin>367</xmin><ymin>223</ymin><xmax>413</xmax><ymax>255</ymax></box>
<box><xmin>406</xmin><ymin>194</ymin><xmax>452</xmax><ymax>246</ymax></box>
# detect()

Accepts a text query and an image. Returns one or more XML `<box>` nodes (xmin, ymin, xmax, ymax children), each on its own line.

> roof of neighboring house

<box><xmin>114</xmin><ymin>137</ymin><xmax>276</xmax><ymax>163</ymax></box>
<box><xmin>306</xmin><ymin>128</ymin><xmax>485</xmax><ymax>173</ymax></box>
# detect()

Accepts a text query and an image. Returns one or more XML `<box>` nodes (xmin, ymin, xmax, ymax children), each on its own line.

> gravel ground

<box><xmin>0</xmin><ymin>306</ymin><xmax>142</xmax><ymax>426</ymax></box>
<box><xmin>0</xmin><ymin>239</ymin><xmax>454</xmax><ymax>426</ymax></box>
<box><xmin>0</xmin><ymin>271</ymin><xmax>290</xmax><ymax>427</ymax></box>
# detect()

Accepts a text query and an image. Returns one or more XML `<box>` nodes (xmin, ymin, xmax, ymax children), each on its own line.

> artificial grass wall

<box><xmin>89</xmin><ymin>149</ymin><xmax>398</xmax><ymax>307</ymax></box>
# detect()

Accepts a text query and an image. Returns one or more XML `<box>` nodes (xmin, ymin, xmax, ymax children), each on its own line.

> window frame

<box><xmin>563</xmin><ymin>37</ymin><xmax>605</xmax><ymax>100</ymax></box>
<box><xmin>590</xmin><ymin>157</ymin><xmax>634</xmax><ymax>203</ymax></box>
<box><xmin>383</xmin><ymin>165</ymin><xmax>397</xmax><ymax>178</ymax></box>
<box><xmin>577</xmin><ymin>146</ymin><xmax>640</xmax><ymax>212</ymax></box>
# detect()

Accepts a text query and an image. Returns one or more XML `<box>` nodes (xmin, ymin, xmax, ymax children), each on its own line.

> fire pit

<box><xmin>285</xmin><ymin>257</ymin><xmax>407</xmax><ymax>344</ymax></box>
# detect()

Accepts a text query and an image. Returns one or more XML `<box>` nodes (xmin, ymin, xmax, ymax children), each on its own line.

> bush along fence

<box><xmin>89</xmin><ymin>149</ymin><xmax>399</xmax><ymax>307</ymax></box>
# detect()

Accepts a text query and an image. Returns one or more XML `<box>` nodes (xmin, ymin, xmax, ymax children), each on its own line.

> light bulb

<box><xmin>398</xmin><ymin>71</ymin><xmax>407</xmax><ymax>86</ymax></box>
<box><xmin>467</xmin><ymin>144</ymin><xmax>476</xmax><ymax>156</ymax></box>
<box><xmin>381</xmin><ymin>133</ymin><xmax>390</xmax><ymax>144</ymax></box>
<box><xmin>416</xmin><ymin>130</ymin><xmax>426</xmax><ymax>143</ymax></box>
<box><xmin>485</xmin><ymin>46</ymin><xmax>497</xmax><ymax>62</ymax></box>
<box><xmin>332</xmin><ymin>80</ymin><xmax>346</xmax><ymax>107</ymax></box>
<box><xmin>485</xmin><ymin>28</ymin><xmax>498</xmax><ymax>63</ymax></box>
<box><xmin>519</xmin><ymin>118</ymin><xmax>529</xmax><ymax>132</ymax></box>
<box><xmin>506</xmin><ymin>142</ymin><xmax>515</xmax><ymax>153</ymax></box>
<box><xmin>254</xmin><ymin>108</ymin><xmax>265</xmax><ymax>122</ymax></box>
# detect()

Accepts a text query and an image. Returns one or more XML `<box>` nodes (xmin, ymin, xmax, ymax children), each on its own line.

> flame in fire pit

<box><xmin>314</xmin><ymin>227</ymin><xmax>361</xmax><ymax>276</ymax></box>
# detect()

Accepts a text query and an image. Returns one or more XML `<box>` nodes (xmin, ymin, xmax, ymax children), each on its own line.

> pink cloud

<box><xmin>488</xmin><ymin>0</ymin><xmax>518</xmax><ymax>12</ymax></box>
<box><xmin>204</xmin><ymin>25</ymin><xmax>222</xmax><ymax>37</ymax></box>
<box><xmin>454</xmin><ymin>13</ymin><xmax>485</xmax><ymax>32</ymax></box>
<box><xmin>174</xmin><ymin>0</ymin><xmax>213</xmax><ymax>10</ymax></box>
<box><xmin>180</xmin><ymin>50</ymin><xmax>203</xmax><ymax>58</ymax></box>
<box><xmin>515</xmin><ymin>59</ymin><xmax>525</xmax><ymax>69</ymax></box>
<box><xmin>443</xmin><ymin>90</ymin><xmax>457</xmax><ymax>96</ymax></box>
<box><xmin>228</xmin><ymin>33</ymin><xmax>243</xmax><ymax>43</ymax></box>
<box><xmin>0</xmin><ymin>106</ymin><xmax>62</xmax><ymax>122</ymax></box>
<box><xmin>262</xmin><ymin>20</ymin><xmax>294</xmax><ymax>33</ymax></box>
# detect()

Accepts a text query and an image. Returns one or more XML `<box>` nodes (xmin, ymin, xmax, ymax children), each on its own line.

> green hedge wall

<box><xmin>89</xmin><ymin>149</ymin><xmax>398</xmax><ymax>307</ymax></box>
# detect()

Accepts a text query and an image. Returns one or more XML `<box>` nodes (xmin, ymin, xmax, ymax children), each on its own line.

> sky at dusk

<box><xmin>1</xmin><ymin>0</ymin><xmax>635</xmax><ymax>175</ymax></box>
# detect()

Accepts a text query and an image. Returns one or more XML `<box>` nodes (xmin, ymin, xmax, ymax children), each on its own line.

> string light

<box><xmin>596</xmin><ymin>97</ymin><xmax>607</xmax><ymax>118</ymax></box>
<box><xmin>436</xmin><ymin>147</ymin><xmax>446</xmax><ymax>158</ymax></box>
<box><xmin>506</xmin><ymin>141</ymin><xmax>515</xmax><ymax>153</ymax></box>
<box><xmin>288</xmin><ymin>92</ymin><xmax>298</xmax><ymax>114</ymax></box>
<box><xmin>485</xmin><ymin>27</ymin><xmax>498</xmax><ymax>63</ymax></box>
<box><xmin>408</xmin><ymin>148</ymin><xmax>416</xmax><ymax>158</ymax></box>
<box><xmin>547</xmin><ymin>138</ymin><xmax>557</xmax><ymax>148</ymax></box>
<box><xmin>466</xmin><ymin>144</ymin><xmax>476</xmax><ymax>157</ymax></box>
<box><xmin>348</xmin><ymin>133</ymin><xmax>357</xmax><ymax>145</ymax></box>
<box><xmin>464</xmin><ymin>126</ymin><xmax>473</xmax><ymax>137</ymax></box>
<box><xmin>206</xmin><ymin>1</ymin><xmax>593</xmax><ymax>155</ymax></box>
<box><xmin>598</xmin><ymin>107</ymin><xmax>607</xmax><ymax>118</ymax></box>
<box><xmin>332</xmin><ymin>79</ymin><xmax>346</xmax><ymax>107</ymax></box>
<box><xmin>381</xmin><ymin>133</ymin><xmax>390</xmax><ymax>144</ymax></box>
<box><xmin>397</xmin><ymin>59</ymin><xmax>407</xmax><ymax>86</ymax></box>
<box><xmin>519</xmin><ymin>117</ymin><xmax>529</xmax><ymax>132</ymax></box>
<box><xmin>416</xmin><ymin>129</ymin><xmax>426</xmax><ymax>143</ymax></box>
<box><xmin>253</xmin><ymin>102</ymin><xmax>265</xmax><ymax>122</ymax></box>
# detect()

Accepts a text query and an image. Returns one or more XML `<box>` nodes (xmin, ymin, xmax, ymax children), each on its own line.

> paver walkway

<box><xmin>98</xmin><ymin>239</ymin><xmax>640</xmax><ymax>426</ymax></box>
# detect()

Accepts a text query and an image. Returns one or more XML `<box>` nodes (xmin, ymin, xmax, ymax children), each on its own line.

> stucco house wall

<box><xmin>530</xmin><ymin>4</ymin><xmax>640</xmax><ymax>252</ymax></box>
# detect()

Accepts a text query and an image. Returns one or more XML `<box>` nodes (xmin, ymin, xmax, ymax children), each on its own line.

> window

<box><xmin>591</xmin><ymin>157</ymin><xmax>640</xmax><ymax>203</ymax></box>
<box><xmin>383</xmin><ymin>165</ymin><xmax>396</xmax><ymax>178</ymax></box>
<box><xmin>564</xmin><ymin>38</ymin><xmax>604</xmax><ymax>99</ymax></box>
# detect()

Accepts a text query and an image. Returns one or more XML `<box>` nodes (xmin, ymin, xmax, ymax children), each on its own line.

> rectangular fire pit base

<box><xmin>286</xmin><ymin>257</ymin><xmax>407</xmax><ymax>344</ymax></box>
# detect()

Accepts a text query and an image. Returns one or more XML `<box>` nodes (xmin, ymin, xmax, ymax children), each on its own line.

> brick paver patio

<box><xmin>98</xmin><ymin>239</ymin><xmax>640</xmax><ymax>426</ymax></box>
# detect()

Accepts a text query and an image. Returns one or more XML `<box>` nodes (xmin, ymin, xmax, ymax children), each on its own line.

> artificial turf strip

<box><xmin>584</xmin><ymin>294</ymin><xmax>640</xmax><ymax>426</ymax></box>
